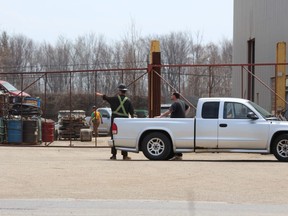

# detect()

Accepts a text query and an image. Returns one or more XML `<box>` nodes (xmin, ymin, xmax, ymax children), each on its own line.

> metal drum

<box><xmin>42</xmin><ymin>120</ymin><xmax>55</xmax><ymax>142</ymax></box>
<box><xmin>23</xmin><ymin>120</ymin><xmax>38</xmax><ymax>144</ymax></box>
<box><xmin>7</xmin><ymin>119</ymin><xmax>22</xmax><ymax>143</ymax></box>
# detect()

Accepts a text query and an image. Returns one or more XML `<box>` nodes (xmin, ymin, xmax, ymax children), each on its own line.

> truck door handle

<box><xmin>219</xmin><ymin>124</ymin><xmax>227</xmax><ymax>127</ymax></box>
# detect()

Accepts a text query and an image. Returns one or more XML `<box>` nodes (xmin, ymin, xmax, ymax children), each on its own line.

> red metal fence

<box><xmin>1</xmin><ymin>62</ymin><xmax>288</xmax><ymax>147</ymax></box>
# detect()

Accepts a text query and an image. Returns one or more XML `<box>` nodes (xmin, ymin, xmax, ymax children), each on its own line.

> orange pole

<box><xmin>275</xmin><ymin>42</ymin><xmax>286</xmax><ymax>112</ymax></box>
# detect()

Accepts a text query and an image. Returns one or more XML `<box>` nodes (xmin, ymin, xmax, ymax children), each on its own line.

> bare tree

<box><xmin>160</xmin><ymin>32</ymin><xmax>192</xmax><ymax>101</ymax></box>
<box><xmin>36</xmin><ymin>38</ymin><xmax>72</xmax><ymax>93</ymax></box>
<box><xmin>0</xmin><ymin>29</ymin><xmax>233</xmax><ymax>115</ymax></box>
<box><xmin>203</xmin><ymin>40</ymin><xmax>232</xmax><ymax>97</ymax></box>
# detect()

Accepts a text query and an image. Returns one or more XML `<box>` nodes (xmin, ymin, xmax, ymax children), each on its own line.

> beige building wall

<box><xmin>232</xmin><ymin>0</ymin><xmax>288</xmax><ymax>112</ymax></box>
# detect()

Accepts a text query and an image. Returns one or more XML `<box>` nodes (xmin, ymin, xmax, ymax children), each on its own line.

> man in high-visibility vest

<box><xmin>96</xmin><ymin>84</ymin><xmax>134</xmax><ymax>160</ymax></box>
<box><xmin>89</xmin><ymin>106</ymin><xmax>103</xmax><ymax>137</ymax></box>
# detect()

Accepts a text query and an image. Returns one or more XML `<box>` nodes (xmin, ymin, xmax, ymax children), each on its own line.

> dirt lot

<box><xmin>0</xmin><ymin>137</ymin><xmax>287</xmax><ymax>204</ymax></box>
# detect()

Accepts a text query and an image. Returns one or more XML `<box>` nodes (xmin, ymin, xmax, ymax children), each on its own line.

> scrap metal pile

<box><xmin>56</xmin><ymin>110</ymin><xmax>89</xmax><ymax>140</ymax></box>
<box><xmin>0</xmin><ymin>94</ymin><xmax>42</xmax><ymax>144</ymax></box>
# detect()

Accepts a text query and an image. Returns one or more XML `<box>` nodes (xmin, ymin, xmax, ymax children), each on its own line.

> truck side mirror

<box><xmin>247</xmin><ymin>112</ymin><xmax>258</xmax><ymax>120</ymax></box>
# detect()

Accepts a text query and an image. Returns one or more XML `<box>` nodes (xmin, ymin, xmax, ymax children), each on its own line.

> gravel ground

<box><xmin>0</xmin><ymin>137</ymin><xmax>287</xmax><ymax>205</ymax></box>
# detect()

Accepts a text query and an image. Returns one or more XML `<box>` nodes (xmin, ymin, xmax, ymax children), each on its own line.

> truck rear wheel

<box><xmin>272</xmin><ymin>134</ymin><xmax>288</xmax><ymax>162</ymax></box>
<box><xmin>141</xmin><ymin>132</ymin><xmax>172</xmax><ymax>160</ymax></box>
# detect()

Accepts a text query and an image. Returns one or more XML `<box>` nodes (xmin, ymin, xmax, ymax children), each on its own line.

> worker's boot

<box><xmin>110</xmin><ymin>155</ymin><xmax>116</xmax><ymax>160</ymax></box>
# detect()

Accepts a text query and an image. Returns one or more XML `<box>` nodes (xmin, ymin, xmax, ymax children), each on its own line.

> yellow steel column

<box><xmin>148</xmin><ymin>40</ymin><xmax>161</xmax><ymax>117</ymax></box>
<box><xmin>275</xmin><ymin>42</ymin><xmax>286</xmax><ymax>112</ymax></box>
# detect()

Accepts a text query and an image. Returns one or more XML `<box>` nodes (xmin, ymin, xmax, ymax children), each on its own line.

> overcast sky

<box><xmin>0</xmin><ymin>0</ymin><xmax>233</xmax><ymax>44</ymax></box>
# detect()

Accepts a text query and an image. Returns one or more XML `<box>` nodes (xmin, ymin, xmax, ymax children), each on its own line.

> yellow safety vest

<box><xmin>112</xmin><ymin>95</ymin><xmax>129</xmax><ymax>117</ymax></box>
<box><xmin>92</xmin><ymin>111</ymin><xmax>101</xmax><ymax>122</ymax></box>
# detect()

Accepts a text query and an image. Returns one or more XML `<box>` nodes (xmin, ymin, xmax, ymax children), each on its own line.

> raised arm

<box><xmin>96</xmin><ymin>92</ymin><xmax>103</xmax><ymax>97</ymax></box>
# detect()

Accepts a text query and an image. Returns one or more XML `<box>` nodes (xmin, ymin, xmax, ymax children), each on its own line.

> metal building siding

<box><xmin>232</xmin><ymin>0</ymin><xmax>253</xmax><ymax>98</ymax></box>
<box><xmin>233</xmin><ymin>0</ymin><xmax>288</xmax><ymax>111</ymax></box>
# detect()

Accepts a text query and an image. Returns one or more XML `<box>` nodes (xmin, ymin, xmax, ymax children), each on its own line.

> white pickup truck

<box><xmin>110</xmin><ymin>97</ymin><xmax>288</xmax><ymax>162</ymax></box>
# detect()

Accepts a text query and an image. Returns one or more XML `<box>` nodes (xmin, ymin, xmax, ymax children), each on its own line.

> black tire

<box><xmin>272</xmin><ymin>134</ymin><xmax>288</xmax><ymax>162</ymax></box>
<box><xmin>141</xmin><ymin>132</ymin><xmax>172</xmax><ymax>160</ymax></box>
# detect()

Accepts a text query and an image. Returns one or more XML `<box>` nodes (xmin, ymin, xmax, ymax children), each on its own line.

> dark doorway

<box><xmin>247</xmin><ymin>38</ymin><xmax>255</xmax><ymax>101</ymax></box>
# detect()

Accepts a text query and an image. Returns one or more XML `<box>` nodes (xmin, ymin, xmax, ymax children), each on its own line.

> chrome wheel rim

<box><xmin>277</xmin><ymin>139</ymin><xmax>288</xmax><ymax>158</ymax></box>
<box><xmin>147</xmin><ymin>138</ymin><xmax>165</xmax><ymax>156</ymax></box>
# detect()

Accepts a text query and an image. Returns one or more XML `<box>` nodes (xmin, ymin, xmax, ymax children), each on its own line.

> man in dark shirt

<box><xmin>158</xmin><ymin>92</ymin><xmax>190</xmax><ymax>160</ymax></box>
<box><xmin>96</xmin><ymin>84</ymin><xmax>134</xmax><ymax>160</ymax></box>
<box><xmin>159</xmin><ymin>92</ymin><xmax>190</xmax><ymax>118</ymax></box>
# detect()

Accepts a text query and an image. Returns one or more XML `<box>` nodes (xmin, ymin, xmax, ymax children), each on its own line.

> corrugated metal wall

<box><xmin>232</xmin><ymin>0</ymin><xmax>288</xmax><ymax>111</ymax></box>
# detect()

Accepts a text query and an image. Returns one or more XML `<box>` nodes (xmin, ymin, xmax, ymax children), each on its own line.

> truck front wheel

<box><xmin>272</xmin><ymin>134</ymin><xmax>288</xmax><ymax>162</ymax></box>
<box><xmin>141</xmin><ymin>132</ymin><xmax>172</xmax><ymax>160</ymax></box>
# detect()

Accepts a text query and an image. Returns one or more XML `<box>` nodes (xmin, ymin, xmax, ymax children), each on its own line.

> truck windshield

<box><xmin>248</xmin><ymin>101</ymin><xmax>274</xmax><ymax>118</ymax></box>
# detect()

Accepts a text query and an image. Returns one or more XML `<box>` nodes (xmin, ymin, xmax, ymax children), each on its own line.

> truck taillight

<box><xmin>112</xmin><ymin>123</ymin><xmax>118</xmax><ymax>134</ymax></box>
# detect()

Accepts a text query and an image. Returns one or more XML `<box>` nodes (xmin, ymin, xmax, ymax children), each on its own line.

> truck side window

<box><xmin>224</xmin><ymin>102</ymin><xmax>252</xmax><ymax>119</ymax></box>
<box><xmin>202</xmin><ymin>102</ymin><xmax>219</xmax><ymax>119</ymax></box>
<box><xmin>224</xmin><ymin>102</ymin><xmax>235</xmax><ymax>118</ymax></box>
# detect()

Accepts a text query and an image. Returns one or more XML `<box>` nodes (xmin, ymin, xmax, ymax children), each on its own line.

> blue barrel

<box><xmin>7</xmin><ymin>119</ymin><xmax>23</xmax><ymax>143</ymax></box>
<box><xmin>0</xmin><ymin>117</ymin><xmax>4</xmax><ymax>143</ymax></box>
